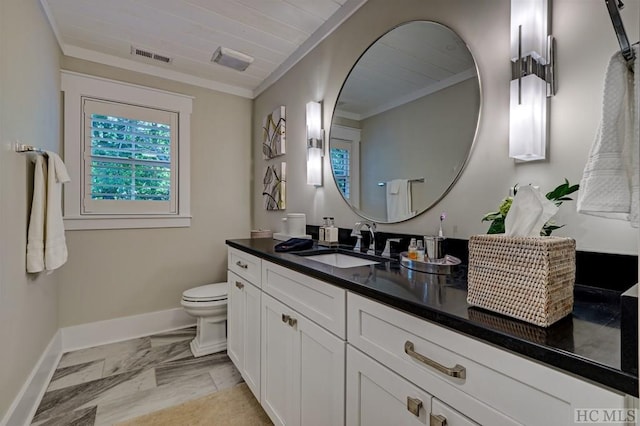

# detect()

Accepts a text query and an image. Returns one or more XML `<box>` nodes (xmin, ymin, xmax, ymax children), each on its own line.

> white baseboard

<box><xmin>61</xmin><ymin>307</ymin><xmax>196</xmax><ymax>352</ymax></box>
<box><xmin>2</xmin><ymin>330</ymin><xmax>62</xmax><ymax>426</ymax></box>
<box><xmin>2</xmin><ymin>308</ymin><xmax>196</xmax><ymax>426</ymax></box>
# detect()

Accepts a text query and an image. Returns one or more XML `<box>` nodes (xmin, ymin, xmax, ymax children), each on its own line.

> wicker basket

<box><xmin>467</xmin><ymin>234</ymin><xmax>576</xmax><ymax>327</ymax></box>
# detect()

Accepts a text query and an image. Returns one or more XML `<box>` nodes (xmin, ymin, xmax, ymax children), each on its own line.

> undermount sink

<box><xmin>301</xmin><ymin>252</ymin><xmax>380</xmax><ymax>268</ymax></box>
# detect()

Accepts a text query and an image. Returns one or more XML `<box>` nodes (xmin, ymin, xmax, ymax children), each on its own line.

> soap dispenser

<box><xmin>326</xmin><ymin>217</ymin><xmax>339</xmax><ymax>243</ymax></box>
<box><xmin>408</xmin><ymin>238</ymin><xmax>418</xmax><ymax>260</ymax></box>
<box><xmin>319</xmin><ymin>217</ymin><xmax>328</xmax><ymax>242</ymax></box>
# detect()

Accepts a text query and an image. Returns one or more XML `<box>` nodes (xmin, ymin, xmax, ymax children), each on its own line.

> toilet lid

<box><xmin>182</xmin><ymin>283</ymin><xmax>228</xmax><ymax>302</ymax></box>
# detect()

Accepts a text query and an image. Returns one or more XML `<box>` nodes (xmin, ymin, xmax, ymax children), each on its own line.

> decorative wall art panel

<box><xmin>263</xmin><ymin>162</ymin><xmax>286</xmax><ymax>210</ymax></box>
<box><xmin>262</xmin><ymin>106</ymin><xmax>286</xmax><ymax>159</ymax></box>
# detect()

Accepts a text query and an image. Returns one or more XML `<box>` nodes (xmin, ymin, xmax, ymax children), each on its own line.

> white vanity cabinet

<box><xmin>227</xmin><ymin>244</ymin><xmax>635</xmax><ymax>426</ymax></box>
<box><xmin>226</xmin><ymin>248</ymin><xmax>262</xmax><ymax>400</ymax></box>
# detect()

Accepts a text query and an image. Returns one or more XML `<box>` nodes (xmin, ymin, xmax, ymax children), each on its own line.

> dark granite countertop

<box><xmin>226</xmin><ymin>238</ymin><xmax>638</xmax><ymax>396</ymax></box>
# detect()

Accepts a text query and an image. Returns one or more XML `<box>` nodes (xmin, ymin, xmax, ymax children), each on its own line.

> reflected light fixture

<box><xmin>509</xmin><ymin>0</ymin><xmax>555</xmax><ymax>161</ymax></box>
<box><xmin>306</xmin><ymin>101</ymin><xmax>324</xmax><ymax>186</ymax></box>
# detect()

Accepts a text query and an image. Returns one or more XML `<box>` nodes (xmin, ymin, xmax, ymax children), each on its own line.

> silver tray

<box><xmin>399</xmin><ymin>252</ymin><xmax>461</xmax><ymax>275</ymax></box>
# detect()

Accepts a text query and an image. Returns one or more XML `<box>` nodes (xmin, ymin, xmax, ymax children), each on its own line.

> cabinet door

<box><xmin>261</xmin><ymin>293</ymin><xmax>297</xmax><ymax>426</ymax></box>
<box><xmin>228</xmin><ymin>272</ymin><xmax>261</xmax><ymax>400</ymax></box>
<box><xmin>261</xmin><ymin>293</ymin><xmax>346</xmax><ymax>426</ymax></box>
<box><xmin>294</xmin><ymin>306</ymin><xmax>345</xmax><ymax>426</ymax></box>
<box><xmin>227</xmin><ymin>271</ymin><xmax>245</xmax><ymax>372</ymax></box>
<box><xmin>243</xmin><ymin>279</ymin><xmax>261</xmax><ymax>399</ymax></box>
<box><xmin>347</xmin><ymin>345</ymin><xmax>432</xmax><ymax>426</ymax></box>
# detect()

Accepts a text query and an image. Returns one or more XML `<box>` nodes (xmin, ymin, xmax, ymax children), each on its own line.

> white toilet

<box><xmin>181</xmin><ymin>282</ymin><xmax>228</xmax><ymax>357</ymax></box>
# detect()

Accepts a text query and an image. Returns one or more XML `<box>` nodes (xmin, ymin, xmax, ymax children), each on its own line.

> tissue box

<box><xmin>467</xmin><ymin>234</ymin><xmax>576</xmax><ymax>327</ymax></box>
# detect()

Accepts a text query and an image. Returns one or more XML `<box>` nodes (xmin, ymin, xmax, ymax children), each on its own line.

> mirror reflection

<box><xmin>330</xmin><ymin>21</ymin><xmax>481</xmax><ymax>223</ymax></box>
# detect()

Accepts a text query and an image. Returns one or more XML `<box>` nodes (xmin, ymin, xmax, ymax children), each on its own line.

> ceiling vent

<box><xmin>211</xmin><ymin>46</ymin><xmax>254</xmax><ymax>72</ymax></box>
<box><xmin>131</xmin><ymin>46</ymin><xmax>173</xmax><ymax>64</ymax></box>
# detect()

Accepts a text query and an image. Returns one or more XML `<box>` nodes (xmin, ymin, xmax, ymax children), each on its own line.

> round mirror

<box><xmin>329</xmin><ymin>21</ymin><xmax>481</xmax><ymax>223</ymax></box>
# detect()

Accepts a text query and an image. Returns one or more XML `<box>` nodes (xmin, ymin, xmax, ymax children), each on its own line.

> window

<box><xmin>62</xmin><ymin>71</ymin><xmax>192</xmax><ymax>230</ymax></box>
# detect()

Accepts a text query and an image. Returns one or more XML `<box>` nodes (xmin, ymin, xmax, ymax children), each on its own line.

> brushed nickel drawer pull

<box><xmin>406</xmin><ymin>396</ymin><xmax>422</xmax><ymax>417</ymax></box>
<box><xmin>404</xmin><ymin>341</ymin><xmax>466</xmax><ymax>379</ymax></box>
<box><xmin>282</xmin><ymin>314</ymin><xmax>290</xmax><ymax>323</ymax></box>
<box><xmin>287</xmin><ymin>317</ymin><xmax>297</xmax><ymax>327</ymax></box>
<box><xmin>235</xmin><ymin>281</ymin><xmax>244</xmax><ymax>289</ymax></box>
<box><xmin>430</xmin><ymin>413</ymin><xmax>447</xmax><ymax>426</ymax></box>
<box><xmin>235</xmin><ymin>260</ymin><xmax>248</xmax><ymax>269</ymax></box>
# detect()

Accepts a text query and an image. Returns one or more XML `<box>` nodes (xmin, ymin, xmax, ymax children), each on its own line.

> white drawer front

<box><xmin>347</xmin><ymin>292</ymin><xmax>626</xmax><ymax>426</ymax></box>
<box><xmin>347</xmin><ymin>345</ymin><xmax>433</xmax><ymax>426</ymax></box>
<box><xmin>262</xmin><ymin>261</ymin><xmax>346</xmax><ymax>338</ymax></box>
<box><xmin>228</xmin><ymin>247</ymin><xmax>261</xmax><ymax>286</ymax></box>
<box><xmin>431</xmin><ymin>399</ymin><xmax>479</xmax><ymax>426</ymax></box>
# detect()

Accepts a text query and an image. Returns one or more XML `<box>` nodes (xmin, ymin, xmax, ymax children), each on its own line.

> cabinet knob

<box><xmin>235</xmin><ymin>261</ymin><xmax>248</xmax><ymax>269</ymax></box>
<box><xmin>235</xmin><ymin>281</ymin><xmax>244</xmax><ymax>289</ymax></box>
<box><xmin>430</xmin><ymin>414</ymin><xmax>447</xmax><ymax>426</ymax></box>
<box><xmin>406</xmin><ymin>396</ymin><xmax>422</xmax><ymax>417</ymax></box>
<box><xmin>404</xmin><ymin>341</ymin><xmax>466</xmax><ymax>379</ymax></box>
<box><xmin>282</xmin><ymin>313</ymin><xmax>291</xmax><ymax>323</ymax></box>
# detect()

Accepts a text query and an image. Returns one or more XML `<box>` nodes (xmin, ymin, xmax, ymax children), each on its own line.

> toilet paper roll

<box><xmin>286</xmin><ymin>213</ymin><xmax>306</xmax><ymax>236</ymax></box>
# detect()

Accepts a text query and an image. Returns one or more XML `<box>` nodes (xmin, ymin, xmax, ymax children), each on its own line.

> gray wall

<box><xmin>360</xmin><ymin>78</ymin><xmax>480</xmax><ymax>219</ymax></box>
<box><xmin>252</xmin><ymin>0</ymin><xmax>639</xmax><ymax>254</ymax></box>
<box><xmin>58</xmin><ymin>57</ymin><xmax>253</xmax><ymax>327</ymax></box>
<box><xmin>0</xmin><ymin>0</ymin><xmax>61</xmax><ymax>416</ymax></box>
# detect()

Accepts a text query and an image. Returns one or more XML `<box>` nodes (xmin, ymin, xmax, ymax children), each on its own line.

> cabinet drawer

<box><xmin>347</xmin><ymin>345</ymin><xmax>433</xmax><ymax>425</ymax></box>
<box><xmin>262</xmin><ymin>261</ymin><xmax>346</xmax><ymax>338</ymax></box>
<box><xmin>431</xmin><ymin>399</ymin><xmax>478</xmax><ymax>426</ymax></box>
<box><xmin>347</xmin><ymin>292</ymin><xmax>626</xmax><ymax>426</ymax></box>
<box><xmin>228</xmin><ymin>247</ymin><xmax>261</xmax><ymax>286</ymax></box>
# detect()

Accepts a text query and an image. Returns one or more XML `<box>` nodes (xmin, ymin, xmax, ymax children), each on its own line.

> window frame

<box><xmin>62</xmin><ymin>70</ymin><xmax>193</xmax><ymax>230</ymax></box>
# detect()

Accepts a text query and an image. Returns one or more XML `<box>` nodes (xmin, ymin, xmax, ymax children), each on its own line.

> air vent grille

<box><xmin>131</xmin><ymin>46</ymin><xmax>173</xmax><ymax>64</ymax></box>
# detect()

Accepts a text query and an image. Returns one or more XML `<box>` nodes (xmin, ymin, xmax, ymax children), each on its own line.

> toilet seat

<box><xmin>182</xmin><ymin>283</ymin><xmax>228</xmax><ymax>303</ymax></box>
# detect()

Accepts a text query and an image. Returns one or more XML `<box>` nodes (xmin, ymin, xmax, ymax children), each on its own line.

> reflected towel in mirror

<box><xmin>386</xmin><ymin>179</ymin><xmax>414</xmax><ymax>222</ymax></box>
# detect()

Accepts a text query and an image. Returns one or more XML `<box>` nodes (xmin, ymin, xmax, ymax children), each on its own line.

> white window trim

<box><xmin>61</xmin><ymin>70</ymin><xmax>193</xmax><ymax>230</ymax></box>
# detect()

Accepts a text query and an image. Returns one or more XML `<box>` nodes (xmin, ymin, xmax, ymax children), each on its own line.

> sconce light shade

<box><xmin>307</xmin><ymin>146</ymin><xmax>323</xmax><ymax>186</ymax></box>
<box><xmin>509</xmin><ymin>0</ymin><xmax>554</xmax><ymax>162</ymax></box>
<box><xmin>306</xmin><ymin>101</ymin><xmax>323</xmax><ymax>186</ymax></box>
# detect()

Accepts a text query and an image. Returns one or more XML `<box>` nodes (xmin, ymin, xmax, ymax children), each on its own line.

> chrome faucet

<box><xmin>351</xmin><ymin>221</ymin><xmax>376</xmax><ymax>255</ymax></box>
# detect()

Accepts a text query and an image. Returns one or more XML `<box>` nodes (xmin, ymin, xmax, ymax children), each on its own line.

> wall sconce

<box><xmin>509</xmin><ymin>0</ymin><xmax>555</xmax><ymax>161</ymax></box>
<box><xmin>306</xmin><ymin>101</ymin><xmax>324</xmax><ymax>186</ymax></box>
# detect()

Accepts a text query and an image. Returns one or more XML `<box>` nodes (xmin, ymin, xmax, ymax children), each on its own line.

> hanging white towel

<box><xmin>577</xmin><ymin>46</ymin><xmax>639</xmax><ymax>227</ymax></box>
<box><xmin>386</xmin><ymin>179</ymin><xmax>413</xmax><ymax>221</ymax></box>
<box><xmin>26</xmin><ymin>156</ymin><xmax>47</xmax><ymax>273</ymax></box>
<box><xmin>44</xmin><ymin>151</ymin><xmax>71</xmax><ymax>271</ymax></box>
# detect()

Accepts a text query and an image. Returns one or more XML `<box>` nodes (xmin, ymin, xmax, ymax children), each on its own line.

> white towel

<box><xmin>44</xmin><ymin>151</ymin><xmax>70</xmax><ymax>271</ymax></box>
<box><xmin>26</xmin><ymin>156</ymin><xmax>47</xmax><ymax>273</ymax></box>
<box><xmin>577</xmin><ymin>46</ymin><xmax>639</xmax><ymax>227</ymax></box>
<box><xmin>25</xmin><ymin>152</ymin><xmax>70</xmax><ymax>273</ymax></box>
<box><xmin>386</xmin><ymin>179</ymin><xmax>413</xmax><ymax>221</ymax></box>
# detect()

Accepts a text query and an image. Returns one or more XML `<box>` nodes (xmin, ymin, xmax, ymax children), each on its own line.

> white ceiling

<box><xmin>40</xmin><ymin>0</ymin><xmax>368</xmax><ymax>98</ymax></box>
<box><xmin>335</xmin><ymin>22</ymin><xmax>478</xmax><ymax>120</ymax></box>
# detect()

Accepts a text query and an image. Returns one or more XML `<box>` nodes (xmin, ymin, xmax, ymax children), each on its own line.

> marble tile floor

<box><xmin>31</xmin><ymin>327</ymin><xmax>244</xmax><ymax>426</ymax></box>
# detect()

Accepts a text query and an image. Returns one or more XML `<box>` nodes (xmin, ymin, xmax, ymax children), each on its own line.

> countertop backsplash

<box><xmin>306</xmin><ymin>225</ymin><xmax>638</xmax><ymax>293</ymax></box>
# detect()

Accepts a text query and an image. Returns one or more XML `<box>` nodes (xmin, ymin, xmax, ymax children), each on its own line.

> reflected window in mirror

<box><xmin>330</xmin><ymin>147</ymin><xmax>351</xmax><ymax>199</ymax></box>
<box><xmin>330</xmin><ymin>124</ymin><xmax>361</xmax><ymax>208</ymax></box>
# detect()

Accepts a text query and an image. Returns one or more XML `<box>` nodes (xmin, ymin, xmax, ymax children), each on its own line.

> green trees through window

<box><xmin>90</xmin><ymin>114</ymin><xmax>171</xmax><ymax>201</ymax></box>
